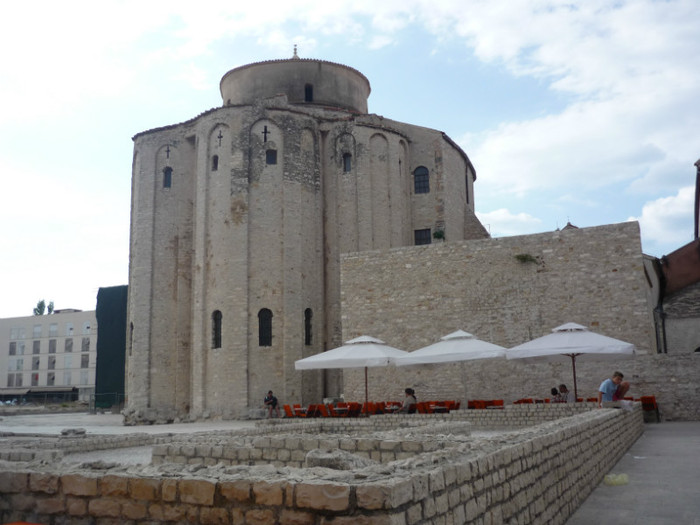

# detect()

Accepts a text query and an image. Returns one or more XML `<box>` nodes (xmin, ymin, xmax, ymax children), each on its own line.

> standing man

<box><xmin>264</xmin><ymin>390</ymin><xmax>280</xmax><ymax>418</ymax></box>
<box><xmin>597</xmin><ymin>371</ymin><xmax>630</xmax><ymax>407</ymax></box>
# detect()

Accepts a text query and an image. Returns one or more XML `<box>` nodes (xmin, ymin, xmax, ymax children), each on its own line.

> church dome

<box><xmin>219</xmin><ymin>54</ymin><xmax>371</xmax><ymax>114</ymax></box>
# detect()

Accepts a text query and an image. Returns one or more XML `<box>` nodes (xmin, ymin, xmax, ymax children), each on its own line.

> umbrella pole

<box><xmin>571</xmin><ymin>355</ymin><xmax>578</xmax><ymax>400</ymax></box>
<box><xmin>365</xmin><ymin>366</ymin><xmax>369</xmax><ymax>413</ymax></box>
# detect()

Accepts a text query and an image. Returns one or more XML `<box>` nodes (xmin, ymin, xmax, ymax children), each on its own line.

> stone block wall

<box><xmin>152</xmin><ymin>404</ymin><xmax>606</xmax><ymax>468</ymax></box>
<box><xmin>0</xmin><ymin>407</ymin><xmax>642</xmax><ymax>524</ymax></box>
<box><xmin>338</xmin><ymin>222</ymin><xmax>700</xmax><ymax>421</ymax></box>
<box><xmin>0</xmin><ymin>433</ymin><xmax>164</xmax><ymax>463</ymax></box>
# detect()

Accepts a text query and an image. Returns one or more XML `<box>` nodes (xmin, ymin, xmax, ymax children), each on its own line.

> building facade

<box><xmin>126</xmin><ymin>55</ymin><xmax>489</xmax><ymax>423</ymax></box>
<box><xmin>0</xmin><ymin>310</ymin><xmax>97</xmax><ymax>402</ymax></box>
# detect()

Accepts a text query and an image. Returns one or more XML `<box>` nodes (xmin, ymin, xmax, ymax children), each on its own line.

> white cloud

<box><xmin>476</xmin><ymin>208</ymin><xmax>542</xmax><ymax>237</ymax></box>
<box><xmin>1</xmin><ymin>0</ymin><xmax>698</xmax><ymax>316</ymax></box>
<box><xmin>630</xmin><ymin>186</ymin><xmax>696</xmax><ymax>251</ymax></box>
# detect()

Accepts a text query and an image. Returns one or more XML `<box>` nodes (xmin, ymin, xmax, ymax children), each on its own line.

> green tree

<box><xmin>47</xmin><ymin>301</ymin><xmax>54</xmax><ymax>314</ymax></box>
<box><xmin>33</xmin><ymin>299</ymin><xmax>46</xmax><ymax>316</ymax></box>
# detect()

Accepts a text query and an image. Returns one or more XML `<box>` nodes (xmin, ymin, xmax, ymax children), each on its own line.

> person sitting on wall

<box><xmin>264</xmin><ymin>390</ymin><xmax>281</xmax><ymax>418</ymax></box>
<box><xmin>559</xmin><ymin>384</ymin><xmax>575</xmax><ymax>403</ymax></box>
<box><xmin>597</xmin><ymin>371</ymin><xmax>630</xmax><ymax>408</ymax></box>
<box><xmin>399</xmin><ymin>388</ymin><xmax>417</xmax><ymax>414</ymax></box>
<box><xmin>550</xmin><ymin>387</ymin><xmax>561</xmax><ymax>402</ymax></box>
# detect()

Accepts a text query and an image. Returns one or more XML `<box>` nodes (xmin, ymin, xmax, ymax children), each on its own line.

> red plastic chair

<box><xmin>640</xmin><ymin>396</ymin><xmax>660</xmax><ymax>422</ymax></box>
<box><xmin>293</xmin><ymin>404</ymin><xmax>307</xmax><ymax>417</ymax></box>
<box><xmin>306</xmin><ymin>404</ymin><xmax>321</xmax><ymax>417</ymax></box>
<box><xmin>347</xmin><ymin>402</ymin><xmax>362</xmax><ymax>417</ymax></box>
<box><xmin>361</xmin><ymin>402</ymin><xmax>375</xmax><ymax>415</ymax></box>
<box><xmin>283</xmin><ymin>404</ymin><xmax>295</xmax><ymax>418</ymax></box>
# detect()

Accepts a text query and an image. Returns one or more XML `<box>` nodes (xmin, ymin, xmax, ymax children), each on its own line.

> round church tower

<box><xmin>126</xmin><ymin>52</ymin><xmax>485</xmax><ymax>424</ymax></box>
<box><xmin>220</xmin><ymin>53</ymin><xmax>371</xmax><ymax>113</ymax></box>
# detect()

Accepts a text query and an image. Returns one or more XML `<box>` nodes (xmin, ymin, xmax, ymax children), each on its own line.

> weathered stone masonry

<box><xmin>0</xmin><ymin>406</ymin><xmax>642</xmax><ymax>524</ymax></box>
<box><xmin>126</xmin><ymin>57</ymin><xmax>487</xmax><ymax>425</ymax></box>
<box><xmin>340</xmin><ymin>222</ymin><xmax>700</xmax><ymax>421</ymax></box>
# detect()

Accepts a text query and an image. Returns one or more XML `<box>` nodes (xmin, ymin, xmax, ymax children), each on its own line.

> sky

<box><xmin>1</xmin><ymin>0</ymin><xmax>698</xmax><ymax>318</ymax></box>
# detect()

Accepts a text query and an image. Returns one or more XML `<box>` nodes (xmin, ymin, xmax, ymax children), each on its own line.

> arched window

<box><xmin>212</xmin><ymin>155</ymin><xmax>219</xmax><ymax>171</ymax></box>
<box><xmin>305</xmin><ymin>84</ymin><xmax>313</xmax><ymax>102</ymax></box>
<box><xmin>212</xmin><ymin>310</ymin><xmax>222</xmax><ymax>349</ymax></box>
<box><xmin>304</xmin><ymin>308</ymin><xmax>312</xmax><ymax>346</ymax></box>
<box><xmin>258</xmin><ymin>308</ymin><xmax>273</xmax><ymax>347</ymax></box>
<box><xmin>343</xmin><ymin>153</ymin><xmax>352</xmax><ymax>173</ymax></box>
<box><xmin>163</xmin><ymin>166</ymin><xmax>173</xmax><ymax>188</ymax></box>
<box><xmin>414</xmin><ymin>166</ymin><xmax>429</xmax><ymax>194</ymax></box>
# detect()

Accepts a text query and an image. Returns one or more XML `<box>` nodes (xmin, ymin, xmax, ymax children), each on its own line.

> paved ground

<box><xmin>1</xmin><ymin>412</ymin><xmax>698</xmax><ymax>523</ymax></box>
<box><xmin>567</xmin><ymin>421</ymin><xmax>700</xmax><ymax>525</ymax></box>
<box><xmin>0</xmin><ymin>411</ymin><xmax>257</xmax><ymax>435</ymax></box>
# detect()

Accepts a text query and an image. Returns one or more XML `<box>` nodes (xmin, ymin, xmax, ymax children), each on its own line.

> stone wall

<box><xmin>338</xmin><ymin>222</ymin><xmax>700</xmax><ymax>421</ymax></box>
<box><xmin>663</xmin><ymin>281</ymin><xmax>700</xmax><ymax>354</ymax></box>
<box><xmin>0</xmin><ymin>407</ymin><xmax>642</xmax><ymax>524</ymax></box>
<box><xmin>151</xmin><ymin>404</ymin><xmax>605</xmax><ymax>468</ymax></box>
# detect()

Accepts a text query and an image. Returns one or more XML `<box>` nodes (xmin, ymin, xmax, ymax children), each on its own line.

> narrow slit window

<box><xmin>343</xmin><ymin>153</ymin><xmax>352</xmax><ymax>173</ymax></box>
<box><xmin>266</xmin><ymin>150</ymin><xmax>277</xmax><ymax>165</ymax></box>
<box><xmin>212</xmin><ymin>310</ymin><xmax>222</xmax><ymax>349</ymax></box>
<box><xmin>465</xmin><ymin>172</ymin><xmax>470</xmax><ymax>204</ymax></box>
<box><xmin>305</xmin><ymin>84</ymin><xmax>313</xmax><ymax>102</ymax></box>
<box><xmin>258</xmin><ymin>308</ymin><xmax>273</xmax><ymax>347</ymax></box>
<box><xmin>304</xmin><ymin>308</ymin><xmax>312</xmax><ymax>346</ymax></box>
<box><xmin>163</xmin><ymin>166</ymin><xmax>173</xmax><ymax>188</ymax></box>
<box><xmin>212</xmin><ymin>155</ymin><xmax>219</xmax><ymax>171</ymax></box>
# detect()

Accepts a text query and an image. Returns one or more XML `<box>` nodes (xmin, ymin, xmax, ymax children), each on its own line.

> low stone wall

<box><xmin>152</xmin><ymin>421</ymin><xmax>473</xmax><ymax>468</ymax></box>
<box><xmin>0</xmin><ymin>406</ymin><xmax>642</xmax><ymax>524</ymax></box>
<box><xmin>152</xmin><ymin>404</ymin><xmax>603</xmax><ymax>468</ymax></box>
<box><xmin>0</xmin><ymin>433</ymin><xmax>165</xmax><ymax>463</ymax></box>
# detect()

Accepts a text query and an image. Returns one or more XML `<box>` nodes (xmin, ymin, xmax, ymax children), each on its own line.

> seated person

<box><xmin>264</xmin><ymin>390</ymin><xmax>281</xmax><ymax>418</ymax></box>
<box><xmin>550</xmin><ymin>387</ymin><xmax>561</xmax><ymax>402</ymax></box>
<box><xmin>399</xmin><ymin>388</ymin><xmax>417</xmax><ymax>413</ymax></box>
<box><xmin>597</xmin><ymin>371</ymin><xmax>630</xmax><ymax>407</ymax></box>
<box><xmin>558</xmin><ymin>384</ymin><xmax>575</xmax><ymax>403</ymax></box>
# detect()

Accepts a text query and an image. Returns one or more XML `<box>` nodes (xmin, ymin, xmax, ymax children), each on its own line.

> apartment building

<box><xmin>0</xmin><ymin>309</ymin><xmax>97</xmax><ymax>402</ymax></box>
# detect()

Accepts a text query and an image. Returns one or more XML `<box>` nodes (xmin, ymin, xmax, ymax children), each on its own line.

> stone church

<box><xmin>125</xmin><ymin>53</ymin><xmax>490</xmax><ymax>423</ymax></box>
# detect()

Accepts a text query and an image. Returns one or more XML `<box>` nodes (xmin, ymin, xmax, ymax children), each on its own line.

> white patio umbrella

<box><xmin>294</xmin><ymin>335</ymin><xmax>409</xmax><ymax>407</ymax></box>
<box><xmin>396</xmin><ymin>330</ymin><xmax>506</xmax><ymax>366</ymax></box>
<box><xmin>506</xmin><ymin>322</ymin><xmax>636</xmax><ymax>399</ymax></box>
<box><xmin>395</xmin><ymin>330</ymin><xmax>506</xmax><ymax>403</ymax></box>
